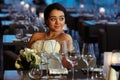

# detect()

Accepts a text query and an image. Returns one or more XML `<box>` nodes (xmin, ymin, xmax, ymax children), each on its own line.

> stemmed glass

<box><xmin>41</xmin><ymin>40</ymin><xmax>62</xmax><ymax>78</ymax></box>
<box><xmin>15</xmin><ymin>28</ymin><xmax>24</xmax><ymax>40</ymax></box>
<box><xmin>110</xmin><ymin>50</ymin><xmax>120</xmax><ymax>80</ymax></box>
<box><xmin>29</xmin><ymin>61</ymin><xmax>43</xmax><ymax>80</ymax></box>
<box><xmin>81</xmin><ymin>43</ymin><xmax>96</xmax><ymax>79</ymax></box>
<box><xmin>66</xmin><ymin>40</ymin><xmax>81</xmax><ymax>80</ymax></box>
<box><xmin>61</xmin><ymin>40</ymin><xmax>68</xmax><ymax>56</ymax></box>
<box><xmin>41</xmin><ymin>52</ymin><xmax>50</xmax><ymax>79</ymax></box>
<box><xmin>40</xmin><ymin>41</ymin><xmax>52</xmax><ymax>79</ymax></box>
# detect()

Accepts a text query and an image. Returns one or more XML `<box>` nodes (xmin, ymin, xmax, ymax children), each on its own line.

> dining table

<box><xmin>3</xmin><ymin>34</ymin><xmax>28</xmax><ymax>55</ymax></box>
<box><xmin>3</xmin><ymin>34</ymin><xmax>30</xmax><ymax>70</ymax></box>
<box><xmin>4</xmin><ymin>68</ymin><xmax>105</xmax><ymax>80</ymax></box>
<box><xmin>2</xmin><ymin>33</ymin><xmax>105</xmax><ymax>80</ymax></box>
<box><xmin>81</xmin><ymin>19</ymin><xmax>120</xmax><ymax>45</ymax></box>
<box><xmin>3</xmin><ymin>35</ymin><xmax>27</xmax><ymax>45</ymax></box>
<box><xmin>81</xmin><ymin>19</ymin><xmax>119</xmax><ymax>38</ymax></box>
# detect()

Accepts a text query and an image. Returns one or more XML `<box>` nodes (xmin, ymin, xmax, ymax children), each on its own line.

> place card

<box><xmin>49</xmin><ymin>68</ymin><xmax>68</xmax><ymax>75</ymax></box>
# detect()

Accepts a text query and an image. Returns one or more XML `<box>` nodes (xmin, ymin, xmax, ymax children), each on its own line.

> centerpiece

<box><xmin>15</xmin><ymin>48</ymin><xmax>42</xmax><ymax>70</ymax></box>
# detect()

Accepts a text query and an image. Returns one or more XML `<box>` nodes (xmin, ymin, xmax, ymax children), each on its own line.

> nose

<box><xmin>55</xmin><ymin>19</ymin><xmax>60</xmax><ymax>24</ymax></box>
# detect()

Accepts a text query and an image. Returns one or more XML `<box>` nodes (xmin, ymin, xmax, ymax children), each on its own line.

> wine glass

<box><xmin>81</xmin><ymin>43</ymin><xmax>96</xmax><ymax>79</ymax></box>
<box><xmin>41</xmin><ymin>52</ymin><xmax>50</xmax><ymax>79</ymax></box>
<box><xmin>110</xmin><ymin>50</ymin><xmax>120</xmax><ymax>80</ymax></box>
<box><xmin>29</xmin><ymin>62</ymin><xmax>43</xmax><ymax>80</ymax></box>
<box><xmin>41</xmin><ymin>40</ymin><xmax>61</xmax><ymax>78</ymax></box>
<box><xmin>61</xmin><ymin>40</ymin><xmax>68</xmax><ymax>56</ymax></box>
<box><xmin>15</xmin><ymin>28</ymin><xmax>23</xmax><ymax>40</ymax></box>
<box><xmin>40</xmin><ymin>41</ymin><xmax>52</xmax><ymax>79</ymax></box>
<box><xmin>66</xmin><ymin>40</ymin><xmax>81</xmax><ymax>80</ymax></box>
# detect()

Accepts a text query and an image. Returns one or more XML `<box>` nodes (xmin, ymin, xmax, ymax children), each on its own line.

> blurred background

<box><xmin>1</xmin><ymin>0</ymin><xmax>120</xmax><ymax>79</ymax></box>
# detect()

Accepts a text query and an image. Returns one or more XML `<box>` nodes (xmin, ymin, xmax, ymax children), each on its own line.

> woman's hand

<box><xmin>62</xmin><ymin>56</ymin><xmax>72</xmax><ymax>69</ymax></box>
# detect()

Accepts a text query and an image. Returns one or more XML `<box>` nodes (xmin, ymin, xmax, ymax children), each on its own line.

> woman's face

<box><xmin>46</xmin><ymin>9</ymin><xmax>65</xmax><ymax>32</ymax></box>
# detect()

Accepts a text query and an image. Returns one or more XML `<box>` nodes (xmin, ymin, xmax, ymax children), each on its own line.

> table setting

<box><xmin>3</xmin><ymin>40</ymin><xmax>107</xmax><ymax>80</ymax></box>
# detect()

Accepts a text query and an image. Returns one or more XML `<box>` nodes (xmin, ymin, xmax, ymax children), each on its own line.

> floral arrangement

<box><xmin>15</xmin><ymin>48</ymin><xmax>42</xmax><ymax>70</ymax></box>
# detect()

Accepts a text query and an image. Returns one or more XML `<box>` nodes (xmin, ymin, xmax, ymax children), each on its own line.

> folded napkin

<box><xmin>49</xmin><ymin>68</ymin><xmax>68</xmax><ymax>75</ymax></box>
<box><xmin>109</xmin><ymin>68</ymin><xmax>119</xmax><ymax>80</ymax></box>
<box><xmin>107</xmin><ymin>22</ymin><xmax>117</xmax><ymax>25</ymax></box>
<box><xmin>84</xmin><ymin>20</ymin><xmax>96</xmax><ymax>25</ymax></box>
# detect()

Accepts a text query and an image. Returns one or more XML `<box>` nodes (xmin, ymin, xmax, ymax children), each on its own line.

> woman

<box><xmin>27</xmin><ymin>3</ymin><xmax>73</xmax><ymax>69</ymax></box>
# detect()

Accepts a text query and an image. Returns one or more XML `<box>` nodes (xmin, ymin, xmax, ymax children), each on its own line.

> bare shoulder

<box><xmin>59</xmin><ymin>32</ymin><xmax>73</xmax><ymax>41</ymax></box>
<box><xmin>29</xmin><ymin>32</ymin><xmax>45</xmax><ymax>43</ymax></box>
<box><xmin>31</xmin><ymin>32</ymin><xmax>45</xmax><ymax>39</ymax></box>
<box><xmin>59</xmin><ymin>33</ymin><xmax>74</xmax><ymax>51</ymax></box>
<box><xmin>32</xmin><ymin>32</ymin><xmax>44</xmax><ymax>36</ymax></box>
<box><xmin>27</xmin><ymin>32</ymin><xmax>45</xmax><ymax>48</ymax></box>
<box><xmin>61</xmin><ymin>33</ymin><xmax>72</xmax><ymax>39</ymax></box>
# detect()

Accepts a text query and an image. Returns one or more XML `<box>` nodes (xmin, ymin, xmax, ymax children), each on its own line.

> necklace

<box><xmin>45</xmin><ymin>31</ymin><xmax>63</xmax><ymax>40</ymax></box>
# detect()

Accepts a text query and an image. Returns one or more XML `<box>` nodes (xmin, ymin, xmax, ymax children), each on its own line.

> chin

<box><xmin>53</xmin><ymin>29</ymin><xmax>62</xmax><ymax>32</ymax></box>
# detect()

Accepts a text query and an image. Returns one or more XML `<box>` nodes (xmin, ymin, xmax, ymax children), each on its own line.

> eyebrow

<box><xmin>49</xmin><ymin>15</ymin><xmax>65</xmax><ymax>18</ymax></box>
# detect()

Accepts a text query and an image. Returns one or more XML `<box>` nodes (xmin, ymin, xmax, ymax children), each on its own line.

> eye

<box><xmin>49</xmin><ymin>18</ymin><xmax>56</xmax><ymax>21</ymax></box>
<box><xmin>59</xmin><ymin>17</ymin><xmax>65</xmax><ymax>21</ymax></box>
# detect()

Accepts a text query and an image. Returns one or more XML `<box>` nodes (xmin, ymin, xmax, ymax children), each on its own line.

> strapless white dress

<box><xmin>31</xmin><ymin>40</ymin><xmax>62</xmax><ymax>69</ymax></box>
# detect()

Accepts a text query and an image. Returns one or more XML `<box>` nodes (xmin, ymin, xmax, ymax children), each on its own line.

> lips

<box><xmin>55</xmin><ymin>25</ymin><xmax>60</xmax><ymax>27</ymax></box>
<box><xmin>55</xmin><ymin>26</ymin><xmax>61</xmax><ymax>28</ymax></box>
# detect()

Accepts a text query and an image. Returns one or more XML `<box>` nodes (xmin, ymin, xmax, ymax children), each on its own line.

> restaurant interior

<box><xmin>0</xmin><ymin>0</ymin><xmax>120</xmax><ymax>80</ymax></box>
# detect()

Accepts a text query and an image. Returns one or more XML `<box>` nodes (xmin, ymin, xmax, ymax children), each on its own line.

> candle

<box><xmin>39</xmin><ymin>12</ymin><xmax>44</xmax><ymax>19</ymax></box>
<box><xmin>103</xmin><ymin>52</ymin><xmax>112</xmax><ymax>80</ymax></box>
<box><xmin>109</xmin><ymin>51</ymin><xmax>120</xmax><ymax>80</ymax></box>
<box><xmin>109</xmin><ymin>68</ymin><xmax>119</xmax><ymax>80</ymax></box>
<box><xmin>31</xmin><ymin>7</ymin><xmax>36</xmax><ymax>13</ymax></box>
<box><xmin>24</xmin><ymin>3</ymin><xmax>30</xmax><ymax>9</ymax></box>
<box><xmin>20</xmin><ymin>1</ymin><xmax>25</xmax><ymax>6</ymax></box>
<box><xmin>99</xmin><ymin>7</ymin><xmax>105</xmax><ymax>14</ymax></box>
<box><xmin>39</xmin><ymin>12</ymin><xmax>44</xmax><ymax>23</ymax></box>
<box><xmin>111</xmin><ymin>52</ymin><xmax>120</xmax><ymax>64</ymax></box>
<box><xmin>80</xmin><ymin>4</ymin><xmax>84</xmax><ymax>9</ymax></box>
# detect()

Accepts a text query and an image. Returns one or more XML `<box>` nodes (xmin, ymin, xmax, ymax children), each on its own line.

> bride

<box><xmin>27</xmin><ymin>3</ymin><xmax>73</xmax><ymax>69</ymax></box>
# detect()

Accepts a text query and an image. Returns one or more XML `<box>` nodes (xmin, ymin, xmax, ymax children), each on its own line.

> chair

<box><xmin>98</xmin><ymin>25</ymin><xmax>120</xmax><ymax>52</ymax></box>
<box><xmin>4</xmin><ymin>50</ymin><xmax>18</xmax><ymax>70</ymax></box>
<box><xmin>98</xmin><ymin>25</ymin><xmax>120</xmax><ymax>65</ymax></box>
<box><xmin>115</xmin><ymin>12</ymin><xmax>120</xmax><ymax>19</ymax></box>
<box><xmin>0</xmin><ymin>36</ymin><xmax>3</xmax><ymax>80</ymax></box>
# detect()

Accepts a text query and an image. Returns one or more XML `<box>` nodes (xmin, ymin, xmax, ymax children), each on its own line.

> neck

<box><xmin>46</xmin><ymin>31</ymin><xmax>63</xmax><ymax>40</ymax></box>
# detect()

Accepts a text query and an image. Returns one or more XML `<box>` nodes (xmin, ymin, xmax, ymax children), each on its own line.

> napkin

<box><xmin>109</xmin><ymin>68</ymin><xmax>119</xmax><ymax>80</ymax></box>
<box><xmin>49</xmin><ymin>68</ymin><xmax>68</xmax><ymax>75</ymax></box>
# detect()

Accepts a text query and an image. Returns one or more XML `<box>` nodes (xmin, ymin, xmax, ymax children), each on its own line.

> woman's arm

<box><xmin>27</xmin><ymin>33</ymin><xmax>39</xmax><ymax>48</ymax></box>
<box><xmin>27</xmin><ymin>32</ymin><xmax>45</xmax><ymax>48</ymax></box>
<box><xmin>60</xmin><ymin>33</ymin><xmax>74</xmax><ymax>69</ymax></box>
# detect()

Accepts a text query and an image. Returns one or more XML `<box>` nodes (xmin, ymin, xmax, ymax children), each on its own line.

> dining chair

<box><xmin>98</xmin><ymin>25</ymin><xmax>120</xmax><ymax>65</ymax></box>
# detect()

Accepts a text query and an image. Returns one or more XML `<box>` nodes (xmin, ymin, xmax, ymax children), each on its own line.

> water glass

<box><xmin>15</xmin><ymin>28</ymin><xmax>23</xmax><ymax>39</ymax></box>
<box><xmin>82</xmin><ymin>43</ymin><xmax>96</xmax><ymax>79</ymax></box>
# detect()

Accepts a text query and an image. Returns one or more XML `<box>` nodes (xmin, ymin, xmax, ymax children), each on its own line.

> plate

<box><xmin>26</xmin><ymin>34</ymin><xmax>32</xmax><ymax>37</ymax></box>
<box><xmin>13</xmin><ymin>39</ymin><xmax>22</xmax><ymax>42</ymax></box>
<box><xmin>81</xmin><ymin>68</ymin><xmax>103</xmax><ymax>73</ymax></box>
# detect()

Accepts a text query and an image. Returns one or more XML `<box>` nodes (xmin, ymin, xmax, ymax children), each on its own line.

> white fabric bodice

<box><xmin>31</xmin><ymin>40</ymin><xmax>60</xmax><ymax>54</ymax></box>
<box><xmin>31</xmin><ymin>40</ymin><xmax>62</xmax><ymax>69</ymax></box>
